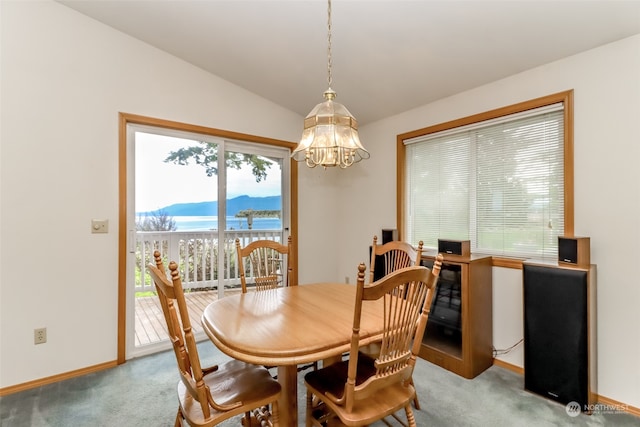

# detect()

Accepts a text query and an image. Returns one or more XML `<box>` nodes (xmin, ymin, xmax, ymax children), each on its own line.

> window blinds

<box><xmin>405</xmin><ymin>106</ymin><xmax>564</xmax><ymax>258</ymax></box>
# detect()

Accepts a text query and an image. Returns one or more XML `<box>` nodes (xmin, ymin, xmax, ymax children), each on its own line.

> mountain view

<box><xmin>138</xmin><ymin>195</ymin><xmax>281</xmax><ymax>216</ymax></box>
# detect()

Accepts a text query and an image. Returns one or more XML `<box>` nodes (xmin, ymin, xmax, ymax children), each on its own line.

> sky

<box><xmin>135</xmin><ymin>132</ymin><xmax>282</xmax><ymax>213</ymax></box>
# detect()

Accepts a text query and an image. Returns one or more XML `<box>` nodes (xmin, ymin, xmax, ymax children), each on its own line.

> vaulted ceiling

<box><xmin>58</xmin><ymin>0</ymin><xmax>640</xmax><ymax>125</ymax></box>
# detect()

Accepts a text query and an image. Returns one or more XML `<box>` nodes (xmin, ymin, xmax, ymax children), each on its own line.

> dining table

<box><xmin>201</xmin><ymin>282</ymin><xmax>385</xmax><ymax>427</ymax></box>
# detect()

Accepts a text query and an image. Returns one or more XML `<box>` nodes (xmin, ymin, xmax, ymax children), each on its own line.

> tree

<box><xmin>164</xmin><ymin>141</ymin><xmax>274</xmax><ymax>182</ymax></box>
<box><xmin>136</xmin><ymin>209</ymin><xmax>177</xmax><ymax>231</ymax></box>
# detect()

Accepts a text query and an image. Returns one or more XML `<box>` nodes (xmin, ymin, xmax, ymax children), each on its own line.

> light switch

<box><xmin>91</xmin><ymin>219</ymin><xmax>109</xmax><ymax>234</ymax></box>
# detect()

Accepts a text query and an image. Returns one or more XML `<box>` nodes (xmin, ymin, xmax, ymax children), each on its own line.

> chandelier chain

<box><xmin>327</xmin><ymin>0</ymin><xmax>332</xmax><ymax>89</ymax></box>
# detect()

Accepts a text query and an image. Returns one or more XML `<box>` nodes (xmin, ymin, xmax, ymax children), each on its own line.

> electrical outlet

<box><xmin>34</xmin><ymin>328</ymin><xmax>47</xmax><ymax>344</ymax></box>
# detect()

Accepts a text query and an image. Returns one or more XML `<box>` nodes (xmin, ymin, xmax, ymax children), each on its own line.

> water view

<box><xmin>173</xmin><ymin>216</ymin><xmax>282</xmax><ymax>231</ymax></box>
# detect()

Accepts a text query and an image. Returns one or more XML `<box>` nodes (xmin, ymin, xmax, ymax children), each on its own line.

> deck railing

<box><xmin>135</xmin><ymin>229</ymin><xmax>283</xmax><ymax>293</ymax></box>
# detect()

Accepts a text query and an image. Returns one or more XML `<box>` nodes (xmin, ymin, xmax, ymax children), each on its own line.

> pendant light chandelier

<box><xmin>291</xmin><ymin>0</ymin><xmax>369</xmax><ymax>169</ymax></box>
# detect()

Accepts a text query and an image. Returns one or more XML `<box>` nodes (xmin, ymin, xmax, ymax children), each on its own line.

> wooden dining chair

<box><xmin>370</xmin><ymin>235</ymin><xmax>424</xmax><ymax>283</ymax></box>
<box><xmin>304</xmin><ymin>258</ymin><xmax>443</xmax><ymax>427</ymax></box>
<box><xmin>368</xmin><ymin>235</ymin><xmax>424</xmax><ymax>408</ymax></box>
<box><xmin>236</xmin><ymin>236</ymin><xmax>293</xmax><ymax>293</ymax></box>
<box><xmin>235</xmin><ymin>237</ymin><xmax>316</xmax><ymax>373</ymax></box>
<box><xmin>147</xmin><ymin>251</ymin><xmax>281</xmax><ymax>427</ymax></box>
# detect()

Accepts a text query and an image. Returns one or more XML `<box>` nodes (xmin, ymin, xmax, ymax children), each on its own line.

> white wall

<box><xmin>0</xmin><ymin>0</ymin><xmax>308</xmax><ymax>387</ymax></box>
<box><xmin>338</xmin><ymin>35</ymin><xmax>640</xmax><ymax>408</ymax></box>
<box><xmin>2</xmin><ymin>0</ymin><xmax>638</xmax><ymax>412</ymax></box>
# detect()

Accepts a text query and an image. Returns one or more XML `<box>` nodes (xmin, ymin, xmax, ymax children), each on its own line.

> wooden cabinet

<box><xmin>419</xmin><ymin>252</ymin><xmax>493</xmax><ymax>379</ymax></box>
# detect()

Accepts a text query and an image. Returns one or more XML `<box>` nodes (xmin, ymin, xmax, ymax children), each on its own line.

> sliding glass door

<box><xmin>125</xmin><ymin>124</ymin><xmax>290</xmax><ymax>358</ymax></box>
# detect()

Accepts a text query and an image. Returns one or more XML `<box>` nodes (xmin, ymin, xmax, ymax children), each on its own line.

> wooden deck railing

<box><xmin>134</xmin><ymin>229</ymin><xmax>283</xmax><ymax>293</ymax></box>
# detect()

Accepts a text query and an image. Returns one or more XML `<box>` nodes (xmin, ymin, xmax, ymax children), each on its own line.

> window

<box><xmin>398</xmin><ymin>91</ymin><xmax>573</xmax><ymax>260</ymax></box>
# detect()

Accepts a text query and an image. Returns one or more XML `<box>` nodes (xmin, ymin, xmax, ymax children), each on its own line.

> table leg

<box><xmin>277</xmin><ymin>365</ymin><xmax>298</xmax><ymax>426</ymax></box>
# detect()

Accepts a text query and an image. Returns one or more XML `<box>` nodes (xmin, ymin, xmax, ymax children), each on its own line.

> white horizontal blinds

<box><xmin>474</xmin><ymin>110</ymin><xmax>564</xmax><ymax>257</ymax></box>
<box><xmin>407</xmin><ymin>134</ymin><xmax>470</xmax><ymax>248</ymax></box>
<box><xmin>405</xmin><ymin>103</ymin><xmax>564</xmax><ymax>257</ymax></box>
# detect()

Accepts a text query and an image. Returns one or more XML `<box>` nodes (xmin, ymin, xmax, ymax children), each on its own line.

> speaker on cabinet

<box><xmin>558</xmin><ymin>236</ymin><xmax>590</xmax><ymax>266</ymax></box>
<box><xmin>437</xmin><ymin>239</ymin><xmax>470</xmax><ymax>257</ymax></box>
<box><xmin>523</xmin><ymin>262</ymin><xmax>596</xmax><ymax>411</ymax></box>
<box><xmin>381</xmin><ymin>229</ymin><xmax>397</xmax><ymax>244</ymax></box>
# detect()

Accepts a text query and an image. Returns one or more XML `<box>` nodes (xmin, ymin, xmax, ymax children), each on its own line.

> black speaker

<box><xmin>437</xmin><ymin>239</ymin><xmax>470</xmax><ymax>257</ymax></box>
<box><xmin>558</xmin><ymin>236</ymin><xmax>590</xmax><ymax>266</ymax></box>
<box><xmin>381</xmin><ymin>229</ymin><xmax>397</xmax><ymax>244</ymax></box>
<box><xmin>523</xmin><ymin>262</ymin><xmax>596</xmax><ymax>412</ymax></box>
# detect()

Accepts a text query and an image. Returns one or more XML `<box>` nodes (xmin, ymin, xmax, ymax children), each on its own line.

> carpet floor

<box><xmin>1</xmin><ymin>341</ymin><xmax>638</xmax><ymax>426</ymax></box>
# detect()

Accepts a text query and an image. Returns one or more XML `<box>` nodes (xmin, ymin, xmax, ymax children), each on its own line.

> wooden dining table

<box><xmin>201</xmin><ymin>282</ymin><xmax>385</xmax><ymax>427</ymax></box>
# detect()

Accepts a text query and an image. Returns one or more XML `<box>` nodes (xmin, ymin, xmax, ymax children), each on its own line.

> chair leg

<box><xmin>271</xmin><ymin>400</ymin><xmax>280</xmax><ymax>427</ymax></box>
<box><xmin>174</xmin><ymin>407</ymin><xmax>183</xmax><ymax>427</ymax></box>
<box><xmin>243</xmin><ymin>411</ymin><xmax>251</xmax><ymax>426</ymax></box>
<box><xmin>405</xmin><ymin>404</ymin><xmax>417</xmax><ymax>427</ymax></box>
<box><xmin>306</xmin><ymin>391</ymin><xmax>313</xmax><ymax>427</ymax></box>
<box><xmin>409</xmin><ymin>377</ymin><xmax>420</xmax><ymax>409</ymax></box>
<box><xmin>411</xmin><ymin>378</ymin><xmax>421</xmax><ymax>410</ymax></box>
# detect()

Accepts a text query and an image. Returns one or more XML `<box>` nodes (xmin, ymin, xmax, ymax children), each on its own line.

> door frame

<box><xmin>117</xmin><ymin>112</ymin><xmax>298</xmax><ymax>364</ymax></box>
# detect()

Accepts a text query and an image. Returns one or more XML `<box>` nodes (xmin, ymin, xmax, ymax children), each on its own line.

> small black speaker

<box><xmin>381</xmin><ymin>229</ymin><xmax>397</xmax><ymax>244</ymax></box>
<box><xmin>558</xmin><ymin>236</ymin><xmax>590</xmax><ymax>266</ymax></box>
<box><xmin>523</xmin><ymin>262</ymin><xmax>596</xmax><ymax>411</ymax></box>
<box><xmin>437</xmin><ymin>239</ymin><xmax>470</xmax><ymax>257</ymax></box>
<box><xmin>368</xmin><ymin>246</ymin><xmax>386</xmax><ymax>282</ymax></box>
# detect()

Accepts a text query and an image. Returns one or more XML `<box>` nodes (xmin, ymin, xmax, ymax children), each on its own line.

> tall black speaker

<box><xmin>523</xmin><ymin>262</ymin><xmax>596</xmax><ymax>413</ymax></box>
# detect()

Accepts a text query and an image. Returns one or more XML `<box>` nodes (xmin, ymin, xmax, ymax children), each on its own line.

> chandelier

<box><xmin>291</xmin><ymin>0</ymin><xmax>369</xmax><ymax>169</ymax></box>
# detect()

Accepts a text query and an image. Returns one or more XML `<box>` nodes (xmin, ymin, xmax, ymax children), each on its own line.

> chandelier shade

<box><xmin>291</xmin><ymin>0</ymin><xmax>369</xmax><ymax>169</ymax></box>
<box><xmin>292</xmin><ymin>89</ymin><xmax>369</xmax><ymax>168</ymax></box>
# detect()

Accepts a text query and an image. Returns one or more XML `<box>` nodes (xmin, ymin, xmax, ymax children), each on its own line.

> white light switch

<box><xmin>91</xmin><ymin>219</ymin><xmax>109</xmax><ymax>234</ymax></box>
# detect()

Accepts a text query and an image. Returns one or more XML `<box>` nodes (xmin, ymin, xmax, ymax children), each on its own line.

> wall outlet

<box><xmin>34</xmin><ymin>328</ymin><xmax>47</xmax><ymax>344</ymax></box>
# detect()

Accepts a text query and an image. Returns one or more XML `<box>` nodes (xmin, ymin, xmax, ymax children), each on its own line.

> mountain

<box><xmin>139</xmin><ymin>195</ymin><xmax>281</xmax><ymax>216</ymax></box>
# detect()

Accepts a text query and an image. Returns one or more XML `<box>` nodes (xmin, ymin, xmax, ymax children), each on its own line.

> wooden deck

<box><xmin>134</xmin><ymin>289</ymin><xmax>241</xmax><ymax>347</ymax></box>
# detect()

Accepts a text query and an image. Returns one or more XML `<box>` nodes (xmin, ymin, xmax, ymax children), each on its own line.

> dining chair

<box><xmin>367</xmin><ymin>235</ymin><xmax>424</xmax><ymax>408</ymax></box>
<box><xmin>147</xmin><ymin>251</ymin><xmax>281</xmax><ymax>427</ymax></box>
<box><xmin>304</xmin><ymin>258</ymin><xmax>443</xmax><ymax>427</ymax></box>
<box><xmin>370</xmin><ymin>235</ymin><xmax>424</xmax><ymax>283</ymax></box>
<box><xmin>235</xmin><ymin>236</ymin><xmax>293</xmax><ymax>293</ymax></box>
<box><xmin>235</xmin><ymin>237</ymin><xmax>316</xmax><ymax>373</ymax></box>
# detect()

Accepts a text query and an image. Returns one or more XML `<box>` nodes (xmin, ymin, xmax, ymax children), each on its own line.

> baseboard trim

<box><xmin>492</xmin><ymin>358</ymin><xmax>524</xmax><ymax>375</ymax></box>
<box><xmin>0</xmin><ymin>360</ymin><xmax>118</xmax><ymax>397</ymax></box>
<box><xmin>597</xmin><ymin>395</ymin><xmax>640</xmax><ymax>418</ymax></box>
<box><xmin>492</xmin><ymin>359</ymin><xmax>639</xmax><ymax>418</ymax></box>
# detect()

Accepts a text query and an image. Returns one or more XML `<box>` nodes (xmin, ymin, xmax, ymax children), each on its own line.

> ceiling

<box><xmin>57</xmin><ymin>0</ymin><xmax>640</xmax><ymax>125</ymax></box>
